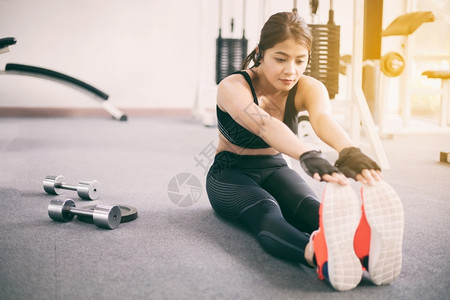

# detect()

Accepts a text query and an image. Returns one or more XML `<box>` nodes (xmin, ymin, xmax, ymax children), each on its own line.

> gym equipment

<box><xmin>77</xmin><ymin>204</ymin><xmax>138</xmax><ymax>224</ymax></box>
<box><xmin>421</xmin><ymin>70</ymin><xmax>450</xmax><ymax>127</ymax></box>
<box><xmin>302</xmin><ymin>0</ymin><xmax>341</xmax><ymax>99</ymax></box>
<box><xmin>382</xmin><ymin>11</ymin><xmax>435</xmax><ymax>37</ymax></box>
<box><xmin>0</xmin><ymin>37</ymin><xmax>127</xmax><ymax>121</ymax></box>
<box><xmin>440</xmin><ymin>152</ymin><xmax>450</xmax><ymax>164</ymax></box>
<box><xmin>310</xmin><ymin>0</ymin><xmax>319</xmax><ymax>15</ymax></box>
<box><xmin>380</xmin><ymin>51</ymin><xmax>405</xmax><ymax>77</ymax></box>
<box><xmin>373</xmin><ymin>11</ymin><xmax>439</xmax><ymax>135</ymax></box>
<box><xmin>48</xmin><ymin>198</ymin><xmax>121</xmax><ymax>229</ymax></box>
<box><xmin>0</xmin><ymin>37</ymin><xmax>15</xmax><ymax>54</ymax></box>
<box><xmin>43</xmin><ymin>175</ymin><xmax>99</xmax><ymax>200</ymax></box>
<box><xmin>292</xmin><ymin>0</ymin><xmax>340</xmax><ymax>136</ymax></box>
<box><xmin>215</xmin><ymin>0</ymin><xmax>248</xmax><ymax>84</ymax></box>
<box><xmin>379</xmin><ymin>11</ymin><xmax>436</xmax><ymax>131</ymax></box>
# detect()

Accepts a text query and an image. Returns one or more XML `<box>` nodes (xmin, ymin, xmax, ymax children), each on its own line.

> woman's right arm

<box><xmin>218</xmin><ymin>75</ymin><xmax>348</xmax><ymax>184</ymax></box>
<box><xmin>218</xmin><ymin>74</ymin><xmax>312</xmax><ymax>160</ymax></box>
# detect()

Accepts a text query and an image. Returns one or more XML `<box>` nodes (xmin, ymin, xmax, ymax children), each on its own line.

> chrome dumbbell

<box><xmin>43</xmin><ymin>175</ymin><xmax>99</xmax><ymax>200</ymax></box>
<box><xmin>48</xmin><ymin>198</ymin><xmax>121</xmax><ymax>229</ymax></box>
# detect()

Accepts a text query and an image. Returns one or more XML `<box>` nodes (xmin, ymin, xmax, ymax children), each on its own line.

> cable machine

<box><xmin>296</xmin><ymin>0</ymin><xmax>341</xmax><ymax>100</ymax></box>
<box><xmin>215</xmin><ymin>0</ymin><xmax>248</xmax><ymax>84</ymax></box>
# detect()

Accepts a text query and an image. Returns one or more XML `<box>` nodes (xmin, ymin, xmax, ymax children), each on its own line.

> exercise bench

<box><xmin>0</xmin><ymin>37</ymin><xmax>127</xmax><ymax>121</ymax></box>
<box><xmin>421</xmin><ymin>70</ymin><xmax>450</xmax><ymax>127</ymax></box>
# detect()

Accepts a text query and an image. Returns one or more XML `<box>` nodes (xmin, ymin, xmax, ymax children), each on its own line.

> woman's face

<box><xmin>259</xmin><ymin>38</ymin><xmax>309</xmax><ymax>91</ymax></box>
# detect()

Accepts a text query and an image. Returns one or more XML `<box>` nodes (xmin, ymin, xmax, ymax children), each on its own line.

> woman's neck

<box><xmin>250</xmin><ymin>67</ymin><xmax>289</xmax><ymax>100</ymax></box>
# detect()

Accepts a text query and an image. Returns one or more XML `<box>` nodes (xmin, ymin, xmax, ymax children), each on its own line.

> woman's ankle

<box><xmin>304</xmin><ymin>241</ymin><xmax>316</xmax><ymax>268</ymax></box>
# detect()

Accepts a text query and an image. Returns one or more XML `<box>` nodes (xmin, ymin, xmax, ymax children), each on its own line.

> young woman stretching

<box><xmin>206</xmin><ymin>12</ymin><xmax>403</xmax><ymax>291</ymax></box>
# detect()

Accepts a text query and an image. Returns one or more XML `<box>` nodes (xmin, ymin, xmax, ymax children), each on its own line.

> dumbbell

<box><xmin>43</xmin><ymin>175</ymin><xmax>99</xmax><ymax>200</ymax></box>
<box><xmin>48</xmin><ymin>198</ymin><xmax>121</xmax><ymax>229</ymax></box>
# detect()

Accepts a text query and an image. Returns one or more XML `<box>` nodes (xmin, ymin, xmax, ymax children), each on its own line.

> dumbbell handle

<box><xmin>66</xmin><ymin>207</ymin><xmax>95</xmax><ymax>217</ymax></box>
<box><xmin>56</xmin><ymin>182</ymin><xmax>78</xmax><ymax>192</ymax></box>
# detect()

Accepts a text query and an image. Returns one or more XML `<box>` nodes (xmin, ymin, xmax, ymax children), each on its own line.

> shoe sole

<box><xmin>362</xmin><ymin>180</ymin><xmax>404</xmax><ymax>285</ymax></box>
<box><xmin>322</xmin><ymin>183</ymin><xmax>363</xmax><ymax>291</ymax></box>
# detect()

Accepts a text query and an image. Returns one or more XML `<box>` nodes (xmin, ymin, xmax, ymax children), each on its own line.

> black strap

<box><xmin>283</xmin><ymin>83</ymin><xmax>299</xmax><ymax>134</ymax></box>
<box><xmin>286</xmin><ymin>83</ymin><xmax>298</xmax><ymax>111</ymax></box>
<box><xmin>233</xmin><ymin>71</ymin><xmax>258</xmax><ymax>104</ymax></box>
<box><xmin>233</xmin><ymin>70</ymin><xmax>298</xmax><ymax>113</ymax></box>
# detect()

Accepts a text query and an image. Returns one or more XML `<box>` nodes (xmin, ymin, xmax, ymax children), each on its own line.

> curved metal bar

<box><xmin>2</xmin><ymin>63</ymin><xmax>127</xmax><ymax>121</ymax></box>
<box><xmin>5</xmin><ymin>63</ymin><xmax>109</xmax><ymax>100</ymax></box>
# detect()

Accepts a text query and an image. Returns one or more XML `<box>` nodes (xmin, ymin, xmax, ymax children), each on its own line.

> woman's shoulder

<box><xmin>220</xmin><ymin>70</ymin><xmax>252</xmax><ymax>85</ymax></box>
<box><xmin>297</xmin><ymin>74</ymin><xmax>326</xmax><ymax>89</ymax></box>
<box><xmin>295</xmin><ymin>75</ymin><xmax>329</xmax><ymax>111</ymax></box>
<box><xmin>218</xmin><ymin>70</ymin><xmax>254</xmax><ymax>94</ymax></box>
<box><xmin>217</xmin><ymin>70</ymin><xmax>255</xmax><ymax>110</ymax></box>
<box><xmin>296</xmin><ymin>75</ymin><xmax>328</xmax><ymax>99</ymax></box>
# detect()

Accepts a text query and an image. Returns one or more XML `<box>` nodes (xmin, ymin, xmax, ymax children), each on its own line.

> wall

<box><xmin>0</xmin><ymin>0</ymin><xmax>202</xmax><ymax>109</ymax></box>
<box><xmin>0</xmin><ymin>0</ymin><xmax>382</xmax><ymax>111</ymax></box>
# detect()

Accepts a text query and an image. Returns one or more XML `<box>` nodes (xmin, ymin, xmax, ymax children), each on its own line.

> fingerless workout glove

<box><xmin>334</xmin><ymin>147</ymin><xmax>381</xmax><ymax>179</ymax></box>
<box><xmin>300</xmin><ymin>150</ymin><xmax>339</xmax><ymax>179</ymax></box>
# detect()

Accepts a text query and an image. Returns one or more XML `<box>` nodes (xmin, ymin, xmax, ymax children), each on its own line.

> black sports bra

<box><xmin>217</xmin><ymin>71</ymin><xmax>299</xmax><ymax>149</ymax></box>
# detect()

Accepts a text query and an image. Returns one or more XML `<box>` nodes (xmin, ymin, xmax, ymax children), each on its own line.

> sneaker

<box><xmin>355</xmin><ymin>180</ymin><xmax>404</xmax><ymax>285</ymax></box>
<box><xmin>312</xmin><ymin>182</ymin><xmax>363</xmax><ymax>291</ymax></box>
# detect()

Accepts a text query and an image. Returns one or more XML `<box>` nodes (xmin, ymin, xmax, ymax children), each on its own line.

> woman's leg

<box><xmin>238</xmin><ymin>199</ymin><xmax>310</xmax><ymax>264</ymax></box>
<box><xmin>262</xmin><ymin>166</ymin><xmax>320</xmax><ymax>234</ymax></box>
<box><xmin>206</xmin><ymin>168</ymin><xmax>311</xmax><ymax>265</ymax></box>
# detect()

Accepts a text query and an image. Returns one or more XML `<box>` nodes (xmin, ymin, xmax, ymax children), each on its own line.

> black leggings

<box><xmin>206</xmin><ymin>151</ymin><xmax>320</xmax><ymax>265</ymax></box>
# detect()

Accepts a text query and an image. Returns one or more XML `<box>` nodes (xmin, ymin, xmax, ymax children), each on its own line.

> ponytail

<box><xmin>241</xmin><ymin>47</ymin><xmax>261</xmax><ymax>70</ymax></box>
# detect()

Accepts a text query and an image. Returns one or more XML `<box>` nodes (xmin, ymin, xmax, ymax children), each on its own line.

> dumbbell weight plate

<box><xmin>43</xmin><ymin>175</ymin><xmax>65</xmax><ymax>195</ymax></box>
<box><xmin>48</xmin><ymin>198</ymin><xmax>75</xmax><ymax>222</ymax></box>
<box><xmin>92</xmin><ymin>205</ymin><xmax>121</xmax><ymax>229</ymax></box>
<box><xmin>77</xmin><ymin>180</ymin><xmax>99</xmax><ymax>200</ymax></box>
<box><xmin>77</xmin><ymin>205</ymin><xmax>138</xmax><ymax>224</ymax></box>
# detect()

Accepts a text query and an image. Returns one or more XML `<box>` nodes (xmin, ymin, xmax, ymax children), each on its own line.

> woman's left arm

<box><xmin>297</xmin><ymin>76</ymin><xmax>382</xmax><ymax>184</ymax></box>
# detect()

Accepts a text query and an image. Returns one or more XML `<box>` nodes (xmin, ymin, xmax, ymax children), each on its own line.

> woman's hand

<box><xmin>335</xmin><ymin>147</ymin><xmax>382</xmax><ymax>185</ymax></box>
<box><xmin>317</xmin><ymin>172</ymin><xmax>349</xmax><ymax>185</ymax></box>
<box><xmin>355</xmin><ymin>169</ymin><xmax>383</xmax><ymax>185</ymax></box>
<box><xmin>300</xmin><ymin>150</ymin><xmax>349</xmax><ymax>185</ymax></box>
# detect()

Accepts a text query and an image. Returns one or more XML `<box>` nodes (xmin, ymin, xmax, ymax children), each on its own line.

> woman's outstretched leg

<box><xmin>237</xmin><ymin>199</ymin><xmax>311</xmax><ymax>265</ymax></box>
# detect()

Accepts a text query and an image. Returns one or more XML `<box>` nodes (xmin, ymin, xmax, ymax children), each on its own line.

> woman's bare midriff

<box><xmin>216</xmin><ymin>132</ymin><xmax>281</xmax><ymax>156</ymax></box>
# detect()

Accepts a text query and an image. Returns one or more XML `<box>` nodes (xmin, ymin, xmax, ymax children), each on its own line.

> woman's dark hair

<box><xmin>242</xmin><ymin>12</ymin><xmax>312</xmax><ymax>69</ymax></box>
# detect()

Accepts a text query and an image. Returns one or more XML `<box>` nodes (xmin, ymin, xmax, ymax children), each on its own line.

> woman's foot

<box><xmin>306</xmin><ymin>183</ymin><xmax>363</xmax><ymax>291</ymax></box>
<box><xmin>355</xmin><ymin>180</ymin><xmax>404</xmax><ymax>285</ymax></box>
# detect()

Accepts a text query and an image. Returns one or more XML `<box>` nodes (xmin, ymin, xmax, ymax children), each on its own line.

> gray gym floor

<box><xmin>0</xmin><ymin>116</ymin><xmax>449</xmax><ymax>300</ymax></box>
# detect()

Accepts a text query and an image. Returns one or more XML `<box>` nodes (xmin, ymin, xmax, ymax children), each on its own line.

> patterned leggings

<box><xmin>206</xmin><ymin>151</ymin><xmax>320</xmax><ymax>265</ymax></box>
